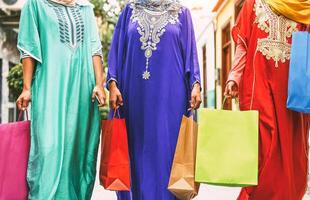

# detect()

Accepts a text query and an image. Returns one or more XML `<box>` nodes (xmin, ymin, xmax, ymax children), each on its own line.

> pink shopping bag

<box><xmin>0</xmin><ymin>111</ymin><xmax>30</xmax><ymax>200</ymax></box>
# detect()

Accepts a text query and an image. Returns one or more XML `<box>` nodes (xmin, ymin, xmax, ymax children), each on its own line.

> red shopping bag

<box><xmin>99</xmin><ymin>110</ymin><xmax>131</xmax><ymax>191</ymax></box>
<box><xmin>0</xmin><ymin>111</ymin><xmax>30</xmax><ymax>200</ymax></box>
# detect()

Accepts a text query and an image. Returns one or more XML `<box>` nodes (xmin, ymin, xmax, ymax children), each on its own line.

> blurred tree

<box><xmin>91</xmin><ymin>0</ymin><xmax>126</xmax><ymax>68</ymax></box>
<box><xmin>7</xmin><ymin>63</ymin><xmax>23</xmax><ymax>101</ymax></box>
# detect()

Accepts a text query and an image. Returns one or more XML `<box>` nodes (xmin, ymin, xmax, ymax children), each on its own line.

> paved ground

<box><xmin>92</xmin><ymin>144</ymin><xmax>240</xmax><ymax>200</ymax></box>
<box><xmin>92</xmin><ymin>185</ymin><xmax>240</xmax><ymax>200</ymax></box>
<box><xmin>92</xmin><ymin>142</ymin><xmax>310</xmax><ymax>200</ymax></box>
<box><xmin>93</xmin><ymin>183</ymin><xmax>310</xmax><ymax>200</ymax></box>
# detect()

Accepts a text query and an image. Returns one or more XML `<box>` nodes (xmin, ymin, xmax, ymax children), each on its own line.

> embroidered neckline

<box><xmin>130</xmin><ymin>2</ymin><xmax>182</xmax><ymax>80</ymax></box>
<box><xmin>45</xmin><ymin>0</ymin><xmax>85</xmax><ymax>50</ymax></box>
<box><xmin>132</xmin><ymin>0</ymin><xmax>181</xmax><ymax>12</ymax></box>
<box><xmin>254</xmin><ymin>0</ymin><xmax>298</xmax><ymax>67</ymax></box>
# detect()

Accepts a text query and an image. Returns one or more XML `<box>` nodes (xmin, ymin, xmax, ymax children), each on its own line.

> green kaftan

<box><xmin>17</xmin><ymin>0</ymin><xmax>101</xmax><ymax>199</ymax></box>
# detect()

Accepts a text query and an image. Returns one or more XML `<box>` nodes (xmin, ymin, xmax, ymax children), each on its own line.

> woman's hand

<box><xmin>190</xmin><ymin>83</ymin><xmax>202</xmax><ymax>110</ymax></box>
<box><xmin>16</xmin><ymin>89</ymin><xmax>31</xmax><ymax>111</ymax></box>
<box><xmin>109</xmin><ymin>81</ymin><xmax>123</xmax><ymax>110</ymax></box>
<box><xmin>92</xmin><ymin>85</ymin><xmax>106</xmax><ymax>107</ymax></box>
<box><xmin>224</xmin><ymin>81</ymin><xmax>238</xmax><ymax>98</ymax></box>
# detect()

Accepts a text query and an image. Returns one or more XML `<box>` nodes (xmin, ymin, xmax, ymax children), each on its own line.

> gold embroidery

<box><xmin>254</xmin><ymin>0</ymin><xmax>298</xmax><ymax>67</ymax></box>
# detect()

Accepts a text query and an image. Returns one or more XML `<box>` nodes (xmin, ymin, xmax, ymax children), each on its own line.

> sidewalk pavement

<box><xmin>92</xmin><ymin>185</ymin><xmax>240</xmax><ymax>200</ymax></box>
<box><xmin>92</xmin><ymin>143</ymin><xmax>310</xmax><ymax>200</ymax></box>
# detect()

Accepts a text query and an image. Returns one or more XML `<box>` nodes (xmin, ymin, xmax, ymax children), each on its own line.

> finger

<box><xmin>98</xmin><ymin>94</ymin><xmax>106</xmax><ymax>107</ymax></box>
<box><xmin>91</xmin><ymin>91</ymin><xmax>96</xmax><ymax>102</ymax></box>
<box><xmin>16</xmin><ymin>99</ymin><xmax>23</xmax><ymax>110</ymax></box>
<box><xmin>227</xmin><ymin>84</ymin><xmax>233</xmax><ymax>96</ymax></box>
<box><xmin>22</xmin><ymin>98</ymin><xmax>29</xmax><ymax>110</ymax></box>
<box><xmin>224</xmin><ymin>85</ymin><xmax>229</xmax><ymax>96</ymax></box>
<box><xmin>100</xmin><ymin>96</ymin><xmax>106</xmax><ymax>106</ymax></box>
<box><xmin>117</xmin><ymin>94</ymin><xmax>123</xmax><ymax>106</ymax></box>
<box><xmin>190</xmin><ymin>95</ymin><xmax>195</xmax><ymax>109</ymax></box>
<box><xmin>195</xmin><ymin>96</ymin><xmax>202</xmax><ymax>109</ymax></box>
<box><xmin>109</xmin><ymin>97</ymin><xmax>117</xmax><ymax>110</ymax></box>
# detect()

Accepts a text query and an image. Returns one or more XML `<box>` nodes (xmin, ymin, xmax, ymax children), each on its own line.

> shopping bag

<box><xmin>0</xmin><ymin>111</ymin><xmax>30</xmax><ymax>200</ymax></box>
<box><xmin>195</xmin><ymin>106</ymin><xmax>259</xmax><ymax>186</ymax></box>
<box><xmin>168</xmin><ymin>114</ymin><xmax>200</xmax><ymax>200</ymax></box>
<box><xmin>287</xmin><ymin>31</ymin><xmax>310</xmax><ymax>113</ymax></box>
<box><xmin>99</xmin><ymin>110</ymin><xmax>131</xmax><ymax>191</ymax></box>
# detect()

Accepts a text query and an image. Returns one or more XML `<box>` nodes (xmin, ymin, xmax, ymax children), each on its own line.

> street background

<box><xmin>1</xmin><ymin>0</ymin><xmax>310</xmax><ymax>199</ymax></box>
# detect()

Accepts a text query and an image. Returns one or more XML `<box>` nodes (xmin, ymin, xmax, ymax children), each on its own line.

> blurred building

<box><xmin>193</xmin><ymin>0</ymin><xmax>244</xmax><ymax>109</ymax></box>
<box><xmin>213</xmin><ymin>0</ymin><xmax>244</xmax><ymax>109</ymax></box>
<box><xmin>0</xmin><ymin>0</ymin><xmax>24</xmax><ymax>123</ymax></box>
<box><xmin>186</xmin><ymin>1</ymin><xmax>217</xmax><ymax>109</ymax></box>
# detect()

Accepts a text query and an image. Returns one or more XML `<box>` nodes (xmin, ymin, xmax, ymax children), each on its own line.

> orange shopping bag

<box><xmin>99</xmin><ymin>110</ymin><xmax>131</xmax><ymax>191</ymax></box>
<box><xmin>168</xmin><ymin>113</ymin><xmax>200</xmax><ymax>199</ymax></box>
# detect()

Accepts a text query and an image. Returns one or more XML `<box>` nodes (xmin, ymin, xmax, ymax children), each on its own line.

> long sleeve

<box><xmin>106</xmin><ymin>5</ymin><xmax>130</xmax><ymax>88</ymax></box>
<box><xmin>17</xmin><ymin>0</ymin><xmax>42</xmax><ymax>63</ymax></box>
<box><xmin>227</xmin><ymin>39</ymin><xmax>247</xmax><ymax>87</ymax></box>
<box><xmin>180</xmin><ymin>8</ymin><xmax>201</xmax><ymax>88</ymax></box>
<box><xmin>231</xmin><ymin>0</ymin><xmax>255</xmax><ymax>47</ymax></box>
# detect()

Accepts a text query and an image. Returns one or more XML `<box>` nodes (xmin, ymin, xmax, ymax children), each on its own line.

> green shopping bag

<box><xmin>195</xmin><ymin>104</ymin><xmax>259</xmax><ymax>186</ymax></box>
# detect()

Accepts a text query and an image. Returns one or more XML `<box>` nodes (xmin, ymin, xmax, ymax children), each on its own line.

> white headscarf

<box><xmin>133</xmin><ymin>0</ymin><xmax>181</xmax><ymax>11</ymax></box>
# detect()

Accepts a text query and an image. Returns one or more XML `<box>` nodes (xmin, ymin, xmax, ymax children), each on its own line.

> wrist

<box><xmin>95</xmin><ymin>80</ymin><xmax>104</xmax><ymax>87</ymax></box>
<box><xmin>23</xmin><ymin>85</ymin><xmax>31</xmax><ymax>91</ymax></box>
<box><xmin>95</xmin><ymin>84</ymin><xmax>104</xmax><ymax>89</ymax></box>
<box><xmin>193</xmin><ymin>82</ymin><xmax>201</xmax><ymax>90</ymax></box>
<box><xmin>109</xmin><ymin>81</ymin><xmax>118</xmax><ymax>90</ymax></box>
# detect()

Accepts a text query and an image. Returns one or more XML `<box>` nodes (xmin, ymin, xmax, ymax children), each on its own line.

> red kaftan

<box><xmin>229</xmin><ymin>0</ymin><xmax>310</xmax><ymax>199</ymax></box>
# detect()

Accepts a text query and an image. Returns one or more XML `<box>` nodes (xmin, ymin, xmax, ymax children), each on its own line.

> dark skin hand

<box><xmin>109</xmin><ymin>81</ymin><xmax>202</xmax><ymax>110</ymax></box>
<box><xmin>17</xmin><ymin>55</ymin><xmax>106</xmax><ymax>110</ymax></box>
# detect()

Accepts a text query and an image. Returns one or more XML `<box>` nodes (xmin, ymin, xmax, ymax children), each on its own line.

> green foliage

<box><xmin>90</xmin><ymin>0</ymin><xmax>126</xmax><ymax>67</ymax></box>
<box><xmin>7</xmin><ymin>63</ymin><xmax>23</xmax><ymax>101</ymax></box>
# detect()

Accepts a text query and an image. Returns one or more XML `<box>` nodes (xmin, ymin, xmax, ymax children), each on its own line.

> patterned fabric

<box><xmin>49</xmin><ymin>0</ymin><xmax>75</xmax><ymax>6</ymax></box>
<box><xmin>92</xmin><ymin>47</ymin><xmax>103</xmax><ymax>57</ymax></box>
<box><xmin>133</xmin><ymin>0</ymin><xmax>180</xmax><ymax>12</ymax></box>
<box><xmin>46</xmin><ymin>0</ymin><xmax>85</xmax><ymax>49</ymax></box>
<box><xmin>129</xmin><ymin>1</ymin><xmax>182</xmax><ymax>79</ymax></box>
<box><xmin>21</xmin><ymin>51</ymin><xmax>31</xmax><ymax>59</ymax></box>
<box><xmin>254</xmin><ymin>0</ymin><xmax>297</xmax><ymax>67</ymax></box>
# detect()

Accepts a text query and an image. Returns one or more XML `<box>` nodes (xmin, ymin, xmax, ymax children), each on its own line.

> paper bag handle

<box><xmin>222</xmin><ymin>96</ymin><xmax>239</xmax><ymax>110</ymax></box>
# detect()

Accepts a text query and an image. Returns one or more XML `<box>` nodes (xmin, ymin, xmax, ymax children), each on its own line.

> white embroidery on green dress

<box><xmin>130</xmin><ymin>2</ymin><xmax>182</xmax><ymax>80</ymax></box>
<box><xmin>254</xmin><ymin>0</ymin><xmax>298</xmax><ymax>67</ymax></box>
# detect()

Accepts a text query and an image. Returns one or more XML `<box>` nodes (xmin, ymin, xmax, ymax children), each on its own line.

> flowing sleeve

<box><xmin>17</xmin><ymin>0</ymin><xmax>42</xmax><ymax>63</ymax></box>
<box><xmin>180</xmin><ymin>8</ymin><xmax>201</xmax><ymax>89</ymax></box>
<box><xmin>231</xmin><ymin>0</ymin><xmax>255</xmax><ymax>47</ymax></box>
<box><xmin>106</xmin><ymin>5</ymin><xmax>130</xmax><ymax>88</ymax></box>
<box><xmin>90</xmin><ymin>8</ymin><xmax>103</xmax><ymax>58</ymax></box>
